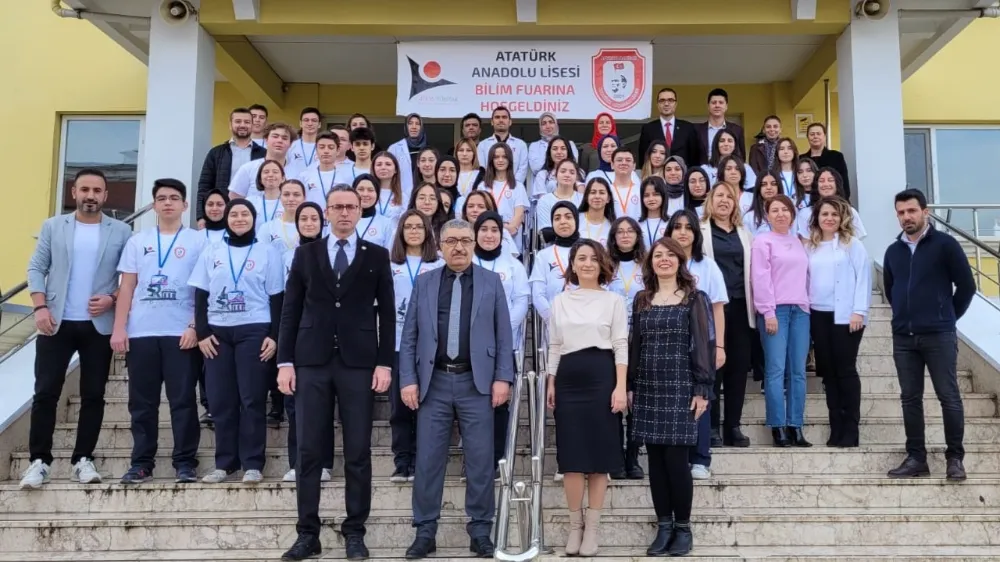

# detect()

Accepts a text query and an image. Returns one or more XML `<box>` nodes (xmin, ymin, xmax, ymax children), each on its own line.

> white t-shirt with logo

<box><xmin>529</xmin><ymin>244</ymin><xmax>576</xmax><ymax>321</ymax></box>
<box><xmin>299</xmin><ymin>167</ymin><xmax>339</xmax><ymax>208</ymax></box>
<box><xmin>584</xmin><ymin>170</ymin><xmax>643</xmax><ymax>220</ymax></box>
<box><xmin>535</xmin><ymin>192</ymin><xmax>583</xmax><ymax>231</ymax></box>
<box><xmin>288</xmin><ymin>140</ymin><xmax>318</xmax><ymax>169</ymax></box>
<box><xmin>579</xmin><ymin>216</ymin><xmax>612</xmax><ymax>247</ymax></box>
<box><xmin>228</xmin><ymin>158</ymin><xmax>307</xmax><ymax>198</ymax></box>
<box><xmin>259</xmin><ymin>219</ymin><xmax>300</xmax><ymax>251</ymax></box>
<box><xmin>188</xmin><ymin>240</ymin><xmax>285</xmax><ymax>327</ymax></box>
<box><xmin>356</xmin><ymin>213</ymin><xmax>396</xmax><ymax>249</ymax></box>
<box><xmin>333</xmin><ymin>161</ymin><xmax>370</xmax><ymax>187</ymax></box>
<box><xmin>375</xmin><ymin>188</ymin><xmax>405</xmax><ymax>223</ymax></box>
<box><xmin>638</xmin><ymin>218</ymin><xmax>668</xmax><ymax>248</ymax></box>
<box><xmin>391</xmin><ymin>256</ymin><xmax>444</xmax><ymax>350</ymax></box>
<box><xmin>608</xmin><ymin>259</ymin><xmax>644</xmax><ymax>326</ymax></box>
<box><xmin>245</xmin><ymin>194</ymin><xmax>284</xmax><ymax>232</ymax></box>
<box><xmin>687</xmin><ymin>257</ymin><xmax>730</xmax><ymax>305</ymax></box>
<box><xmin>118</xmin><ymin>227</ymin><xmax>207</xmax><ymax>338</ymax></box>
<box><xmin>475</xmin><ymin>253</ymin><xmax>530</xmax><ymax>349</ymax></box>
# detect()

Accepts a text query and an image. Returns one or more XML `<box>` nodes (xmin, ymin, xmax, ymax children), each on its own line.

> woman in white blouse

<box><xmin>796</xmin><ymin>167</ymin><xmax>866</xmax><ymax>240</ymax></box>
<box><xmin>546</xmin><ymin>239</ymin><xmax>628</xmax><ymax>557</ymax></box>
<box><xmin>805</xmin><ymin>196</ymin><xmax>871</xmax><ymax>448</ymax></box>
<box><xmin>741</xmin><ymin>173</ymin><xmax>780</xmax><ymax>238</ymax></box>
<box><xmin>578</xmin><ymin>178</ymin><xmax>616</xmax><ymax>247</ymax></box>
<box><xmin>536</xmin><ymin>159</ymin><xmax>584</xmax><ymax>236</ymax></box>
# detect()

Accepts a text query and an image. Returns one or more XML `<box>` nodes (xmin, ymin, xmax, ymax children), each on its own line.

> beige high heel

<box><xmin>565</xmin><ymin>509</ymin><xmax>584</xmax><ymax>555</ymax></box>
<box><xmin>579</xmin><ymin>507</ymin><xmax>601</xmax><ymax>556</ymax></box>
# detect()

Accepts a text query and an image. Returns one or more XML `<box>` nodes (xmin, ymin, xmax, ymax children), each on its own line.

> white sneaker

<box><xmin>690</xmin><ymin>464</ymin><xmax>711</xmax><ymax>480</ymax></box>
<box><xmin>201</xmin><ymin>469</ymin><xmax>234</xmax><ymax>483</ymax></box>
<box><xmin>243</xmin><ymin>469</ymin><xmax>263</xmax><ymax>484</ymax></box>
<box><xmin>282</xmin><ymin>469</ymin><xmax>296</xmax><ymax>482</ymax></box>
<box><xmin>19</xmin><ymin>460</ymin><xmax>51</xmax><ymax>490</ymax></box>
<box><xmin>321</xmin><ymin>468</ymin><xmax>332</xmax><ymax>482</ymax></box>
<box><xmin>72</xmin><ymin>457</ymin><xmax>102</xmax><ymax>484</ymax></box>
<box><xmin>553</xmin><ymin>472</ymin><xmax>564</xmax><ymax>482</ymax></box>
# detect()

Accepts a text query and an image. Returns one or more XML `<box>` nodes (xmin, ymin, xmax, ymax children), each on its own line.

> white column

<box><xmin>837</xmin><ymin>7</ymin><xmax>906</xmax><ymax>263</ymax></box>
<box><xmin>139</xmin><ymin>0</ymin><xmax>215</xmax><ymax>228</ymax></box>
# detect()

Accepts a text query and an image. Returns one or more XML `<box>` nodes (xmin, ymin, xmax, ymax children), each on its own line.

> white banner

<box><xmin>396</xmin><ymin>41</ymin><xmax>653</xmax><ymax>120</ymax></box>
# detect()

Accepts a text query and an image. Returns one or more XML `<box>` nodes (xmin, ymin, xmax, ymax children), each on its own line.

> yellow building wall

<box><xmin>902</xmin><ymin>19</ymin><xmax>1000</xmax><ymax>124</ymax></box>
<box><xmin>0</xmin><ymin>2</ymin><xmax>147</xmax><ymax>297</ymax></box>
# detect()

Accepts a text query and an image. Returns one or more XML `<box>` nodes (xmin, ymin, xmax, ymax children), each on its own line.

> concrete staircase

<box><xmin>3</xmin><ymin>303</ymin><xmax>1000</xmax><ymax>560</ymax></box>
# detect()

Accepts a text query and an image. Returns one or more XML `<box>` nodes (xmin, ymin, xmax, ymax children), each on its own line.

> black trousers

<box><xmin>204</xmin><ymin>323</ymin><xmax>270</xmax><ymax>472</ymax></box>
<box><xmin>712</xmin><ymin>298</ymin><xmax>752</xmax><ymax>430</ymax></box>
<box><xmin>267</xmin><ymin>358</ymin><xmax>284</xmax><ymax>416</ymax></box>
<box><xmin>389</xmin><ymin>351</ymin><xmax>416</xmax><ymax>470</ymax></box>
<box><xmin>195</xmin><ymin>353</ymin><xmax>209</xmax><ymax>412</ymax></box>
<box><xmin>810</xmin><ymin>311</ymin><xmax>863</xmax><ymax>446</ymax></box>
<box><xmin>296</xmin><ymin>351</ymin><xmax>374</xmax><ymax>539</ymax></box>
<box><xmin>285</xmin><ymin>386</ymin><xmax>334</xmax><ymax>471</ymax></box>
<box><xmin>893</xmin><ymin>331</ymin><xmax>965</xmax><ymax>462</ymax></box>
<box><xmin>646</xmin><ymin>444</ymin><xmax>693</xmax><ymax>522</ymax></box>
<box><xmin>127</xmin><ymin>336</ymin><xmax>200</xmax><ymax>470</ymax></box>
<box><xmin>29</xmin><ymin>320</ymin><xmax>113</xmax><ymax>466</ymax></box>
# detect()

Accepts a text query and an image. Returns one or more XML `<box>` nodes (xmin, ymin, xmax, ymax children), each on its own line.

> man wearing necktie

<box><xmin>398</xmin><ymin>219</ymin><xmax>515</xmax><ymax>559</ymax></box>
<box><xmin>277</xmin><ymin>186</ymin><xmax>395</xmax><ymax>561</ymax></box>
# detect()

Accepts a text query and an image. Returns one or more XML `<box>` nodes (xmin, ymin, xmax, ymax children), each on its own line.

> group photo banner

<box><xmin>396</xmin><ymin>41</ymin><xmax>654</xmax><ymax>120</ymax></box>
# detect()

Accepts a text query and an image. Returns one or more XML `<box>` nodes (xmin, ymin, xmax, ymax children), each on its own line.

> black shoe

<box><xmin>390</xmin><ymin>466</ymin><xmax>408</xmax><ymax>483</ymax></box>
<box><xmin>120</xmin><ymin>466</ymin><xmax>152</xmax><ymax>485</ymax></box>
<box><xmin>667</xmin><ymin>522</ymin><xmax>693</xmax><ymax>556</ymax></box>
<box><xmin>609</xmin><ymin>452</ymin><xmax>628</xmax><ymax>480</ymax></box>
<box><xmin>200</xmin><ymin>412</ymin><xmax>214</xmax><ymax>428</ymax></box>
<box><xmin>406</xmin><ymin>464</ymin><xmax>416</xmax><ymax>482</ymax></box>
<box><xmin>771</xmin><ymin>427</ymin><xmax>791</xmax><ymax>447</ymax></box>
<box><xmin>345</xmin><ymin>536</ymin><xmax>369</xmax><ymax>561</ymax></box>
<box><xmin>946</xmin><ymin>458</ymin><xmax>967</xmax><ymax>481</ymax></box>
<box><xmin>281</xmin><ymin>534</ymin><xmax>321</xmax><ymax>560</ymax></box>
<box><xmin>709</xmin><ymin>427</ymin><xmax>723</xmax><ymax>447</ymax></box>
<box><xmin>722</xmin><ymin>427</ymin><xmax>750</xmax><ymax>447</ymax></box>
<box><xmin>646</xmin><ymin>516</ymin><xmax>674</xmax><ymax>556</ymax></box>
<box><xmin>267</xmin><ymin>411</ymin><xmax>284</xmax><ymax>429</ymax></box>
<box><xmin>625</xmin><ymin>445</ymin><xmax>645</xmax><ymax>479</ymax></box>
<box><xmin>887</xmin><ymin>457</ymin><xmax>930</xmax><ymax>478</ymax></box>
<box><xmin>175</xmin><ymin>466</ymin><xmax>198</xmax><ymax>484</ymax></box>
<box><xmin>405</xmin><ymin>537</ymin><xmax>436</xmax><ymax>559</ymax></box>
<box><xmin>789</xmin><ymin>427</ymin><xmax>812</xmax><ymax>448</ymax></box>
<box><xmin>469</xmin><ymin>536</ymin><xmax>495</xmax><ymax>558</ymax></box>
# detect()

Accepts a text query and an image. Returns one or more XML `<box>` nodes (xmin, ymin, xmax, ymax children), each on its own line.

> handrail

<box><xmin>927</xmin><ymin>212</ymin><xmax>1000</xmax><ymax>312</ymax></box>
<box><xmin>494</xmin><ymin>314</ymin><xmax>529</xmax><ymax>557</ymax></box>
<box><xmin>928</xmin><ymin>204</ymin><xmax>1000</xmax><ymax>242</ymax></box>
<box><xmin>0</xmin><ymin>204</ymin><xmax>155</xmax><ymax>359</ymax></box>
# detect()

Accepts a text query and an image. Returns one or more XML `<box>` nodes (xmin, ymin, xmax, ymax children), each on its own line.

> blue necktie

<box><xmin>447</xmin><ymin>272</ymin><xmax>462</xmax><ymax>359</ymax></box>
<box><xmin>334</xmin><ymin>239</ymin><xmax>349</xmax><ymax>277</ymax></box>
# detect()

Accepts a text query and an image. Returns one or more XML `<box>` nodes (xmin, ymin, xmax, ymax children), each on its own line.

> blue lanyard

<box><xmin>645</xmin><ymin>219</ymin><xmax>661</xmax><ymax>247</ymax></box>
<box><xmin>377</xmin><ymin>189</ymin><xmax>392</xmax><ymax>216</ymax></box>
<box><xmin>300</xmin><ymin>140</ymin><xmax>316</xmax><ymax>167</ymax></box>
<box><xmin>318</xmin><ymin>168</ymin><xmax>335</xmax><ymax>199</ymax></box>
<box><xmin>781</xmin><ymin>174</ymin><xmax>795</xmax><ymax>197</ymax></box>
<box><xmin>405</xmin><ymin>258</ymin><xmax>423</xmax><ymax>286</ymax></box>
<box><xmin>477</xmin><ymin>257</ymin><xmax>497</xmax><ymax>272</ymax></box>
<box><xmin>356</xmin><ymin>215</ymin><xmax>377</xmax><ymax>240</ymax></box>
<box><xmin>261</xmin><ymin>198</ymin><xmax>280</xmax><ymax>222</ymax></box>
<box><xmin>228</xmin><ymin>241</ymin><xmax>254</xmax><ymax>291</ymax></box>
<box><xmin>157</xmin><ymin>226</ymin><xmax>182</xmax><ymax>273</ymax></box>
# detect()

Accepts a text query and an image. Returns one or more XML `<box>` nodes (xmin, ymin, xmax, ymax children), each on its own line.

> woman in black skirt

<box><xmin>629</xmin><ymin>237</ymin><xmax>714</xmax><ymax>557</ymax></box>
<box><xmin>546</xmin><ymin>239</ymin><xmax>629</xmax><ymax>557</ymax></box>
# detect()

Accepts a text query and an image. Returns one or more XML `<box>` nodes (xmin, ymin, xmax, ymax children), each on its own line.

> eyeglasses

<box><xmin>402</xmin><ymin>224</ymin><xmax>425</xmax><ymax>232</ymax></box>
<box><xmin>442</xmin><ymin>238</ymin><xmax>475</xmax><ymax>248</ymax></box>
<box><xmin>328</xmin><ymin>204</ymin><xmax>360</xmax><ymax>212</ymax></box>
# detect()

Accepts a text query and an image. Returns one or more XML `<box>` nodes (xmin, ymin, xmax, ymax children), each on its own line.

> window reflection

<box><xmin>934</xmin><ymin>128</ymin><xmax>1000</xmax><ymax>237</ymax></box>
<box><xmin>61</xmin><ymin>119</ymin><xmax>141</xmax><ymax>219</ymax></box>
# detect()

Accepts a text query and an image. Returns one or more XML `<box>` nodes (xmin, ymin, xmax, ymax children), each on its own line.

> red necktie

<box><xmin>664</xmin><ymin>122</ymin><xmax>673</xmax><ymax>148</ymax></box>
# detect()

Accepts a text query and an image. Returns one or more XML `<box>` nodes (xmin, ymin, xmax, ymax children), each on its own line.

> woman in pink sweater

<box><xmin>750</xmin><ymin>194</ymin><xmax>812</xmax><ymax>448</ymax></box>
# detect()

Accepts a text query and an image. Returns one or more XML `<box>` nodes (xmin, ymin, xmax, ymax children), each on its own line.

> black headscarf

<box><xmin>353</xmin><ymin>173</ymin><xmax>379</xmax><ymax>218</ymax></box>
<box><xmin>473</xmin><ymin>211</ymin><xmax>504</xmax><ymax>261</ymax></box>
<box><xmin>664</xmin><ymin>155</ymin><xmax>688</xmax><ymax>200</ymax></box>
<box><xmin>202</xmin><ymin>189</ymin><xmax>229</xmax><ymax>231</ymax></box>
<box><xmin>223</xmin><ymin>200</ymin><xmax>257</xmax><ymax>247</ymax></box>
<box><xmin>295</xmin><ymin>202</ymin><xmax>324</xmax><ymax>245</ymax></box>
<box><xmin>435</xmin><ymin>156</ymin><xmax>460</xmax><ymax>205</ymax></box>
<box><xmin>550</xmin><ymin>201</ymin><xmax>580</xmax><ymax>248</ymax></box>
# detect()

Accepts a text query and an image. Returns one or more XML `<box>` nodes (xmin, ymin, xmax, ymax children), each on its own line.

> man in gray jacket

<box><xmin>20</xmin><ymin>168</ymin><xmax>131</xmax><ymax>489</ymax></box>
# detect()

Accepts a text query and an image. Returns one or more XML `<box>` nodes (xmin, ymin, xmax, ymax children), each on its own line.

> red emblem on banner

<box><xmin>592</xmin><ymin>48</ymin><xmax>646</xmax><ymax>112</ymax></box>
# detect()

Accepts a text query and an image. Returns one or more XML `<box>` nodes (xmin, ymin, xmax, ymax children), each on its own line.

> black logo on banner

<box><xmin>407</xmin><ymin>57</ymin><xmax>455</xmax><ymax>99</ymax></box>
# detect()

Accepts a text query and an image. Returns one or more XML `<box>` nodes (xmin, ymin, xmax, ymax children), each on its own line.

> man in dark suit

<box><xmin>399</xmin><ymin>219</ymin><xmax>515</xmax><ymax>559</ymax></box>
<box><xmin>638</xmin><ymin>87</ymin><xmax>701</xmax><ymax>168</ymax></box>
<box><xmin>276</xmin><ymin>185</ymin><xmax>395</xmax><ymax>561</ymax></box>
<box><xmin>695</xmin><ymin>88</ymin><xmax>746</xmax><ymax>163</ymax></box>
<box><xmin>196</xmin><ymin>107</ymin><xmax>266</xmax><ymax>227</ymax></box>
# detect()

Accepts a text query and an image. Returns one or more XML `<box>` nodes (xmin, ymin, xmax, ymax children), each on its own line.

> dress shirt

<box><xmin>436</xmin><ymin>266</ymin><xmax>473</xmax><ymax>366</ymax></box>
<box><xmin>904</xmin><ymin>223</ymin><xmax>930</xmax><ymax>255</ymax></box>
<box><xmin>659</xmin><ymin>116</ymin><xmax>675</xmax><ymax>144</ymax></box>
<box><xmin>707</xmin><ymin>122</ymin><xmax>728</xmax><ymax>159</ymax></box>
<box><xmin>328</xmin><ymin>234</ymin><xmax>357</xmax><ymax>268</ymax></box>
<box><xmin>711</xmin><ymin>223</ymin><xmax>746</xmax><ymax>299</ymax></box>
<box><xmin>229</xmin><ymin>139</ymin><xmax>254</xmax><ymax>179</ymax></box>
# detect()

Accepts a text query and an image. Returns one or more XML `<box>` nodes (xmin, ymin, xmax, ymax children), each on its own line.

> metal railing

<box><xmin>926</xmin><ymin>208</ymin><xmax>1000</xmax><ymax>311</ymax></box>
<box><xmin>0</xmin><ymin>205</ymin><xmax>154</xmax><ymax>361</ymax></box>
<box><xmin>928</xmin><ymin>204</ymin><xmax>1000</xmax><ymax>242</ymax></box>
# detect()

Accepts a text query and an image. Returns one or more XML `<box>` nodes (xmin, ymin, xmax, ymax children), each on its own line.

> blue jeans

<box><xmin>758</xmin><ymin>305</ymin><xmax>810</xmax><ymax>428</ymax></box>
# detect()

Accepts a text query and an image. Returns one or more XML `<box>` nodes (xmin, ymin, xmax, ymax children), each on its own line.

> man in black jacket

<box><xmin>883</xmin><ymin>189</ymin><xmax>975</xmax><ymax>482</ymax></box>
<box><xmin>196</xmin><ymin>107</ymin><xmax>266</xmax><ymax>226</ymax></box>
<box><xmin>637</xmin><ymin>87</ymin><xmax>700</xmax><ymax>168</ymax></box>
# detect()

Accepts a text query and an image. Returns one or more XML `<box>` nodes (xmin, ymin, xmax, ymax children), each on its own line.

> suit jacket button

<box><xmin>335</xmin><ymin>302</ymin><xmax>341</xmax><ymax>308</ymax></box>
<box><xmin>336</xmin><ymin>284</ymin><xmax>340</xmax><ymax>288</ymax></box>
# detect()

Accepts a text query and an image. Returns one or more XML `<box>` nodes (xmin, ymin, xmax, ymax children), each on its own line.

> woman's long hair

<box><xmin>701</xmin><ymin>182</ymin><xmax>744</xmax><ymax>227</ymax></box>
<box><xmin>641</xmin><ymin>140</ymin><xmax>668</xmax><ymax>179</ymax></box>
<box><xmin>748</xmin><ymin>172</ymin><xmax>779</xmax><ymax>230</ymax></box>
<box><xmin>483</xmin><ymin>142</ymin><xmax>517</xmax><ymax>188</ymax></box>
<box><xmin>390</xmin><ymin>209</ymin><xmax>439</xmax><ymax>264</ymax></box>
<box><xmin>807</xmin><ymin>196</ymin><xmax>856</xmax><ymax>249</ymax></box>
<box><xmin>372</xmin><ymin>151</ymin><xmax>404</xmax><ymax>206</ymax></box>
<box><xmin>607</xmin><ymin>217</ymin><xmax>646</xmax><ymax>267</ymax></box>
<box><xmin>634</xmin><ymin>237</ymin><xmax>698</xmax><ymax>312</ymax></box>
<box><xmin>665</xmin><ymin>209</ymin><xmax>705</xmax><ymax>262</ymax></box>
<box><xmin>543</xmin><ymin>136</ymin><xmax>579</xmax><ymax>173</ymax></box>
<box><xmin>578</xmin><ymin>177</ymin><xmax>616</xmax><ymax>223</ymax></box>
<box><xmin>638</xmin><ymin>176</ymin><xmax>669</xmax><ymax>222</ymax></box>
<box><xmin>406</xmin><ymin>181</ymin><xmax>449</xmax><ymax>241</ymax></box>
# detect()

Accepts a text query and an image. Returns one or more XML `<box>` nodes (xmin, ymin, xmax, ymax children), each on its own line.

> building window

<box><xmin>905</xmin><ymin>125</ymin><xmax>1000</xmax><ymax>237</ymax></box>
<box><xmin>57</xmin><ymin>116</ymin><xmax>144</xmax><ymax>219</ymax></box>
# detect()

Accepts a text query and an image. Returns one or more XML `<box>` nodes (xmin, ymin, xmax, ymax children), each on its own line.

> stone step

<box><xmin>3</xmin><ymin>545</ymin><xmax>1000</xmax><ymax>561</ymax></box>
<box><xmin>3</xmin><ymin>474</ymin><xmax>999</xmax><ymax>515</ymax></box>
<box><xmin>66</xmin><ymin>391</ymin><xmax>998</xmax><ymax>426</ymax></box>
<box><xmin>2</xmin><ymin>507</ymin><xmax>998</xmax><ymax>551</ymax></box>
<box><xmin>11</xmin><ymin>443</ymin><xmax>1000</xmax><ymax>482</ymax></box>
<box><xmin>99</xmin><ymin>370</ymin><xmax>976</xmax><ymax>400</ymax></box>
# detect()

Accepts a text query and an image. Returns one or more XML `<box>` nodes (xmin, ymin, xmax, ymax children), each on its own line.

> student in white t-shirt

<box><xmin>530</xmin><ymin>201</ymin><xmax>580</xmax><ymax>322</ymax></box>
<box><xmin>228</xmin><ymin>123</ymin><xmax>305</xmax><ymax>199</ymax></box>
<box><xmin>188</xmin><ymin>199</ymin><xmax>285</xmax><ymax>485</ymax></box>
<box><xmin>287</xmin><ymin>107</ymin><xmax>321</xmax><ymax>170</ymax></box>
<box><xmin>742</xmin><ymin>172</ymin><xmax>780</xmax><ymax>238</ymax></box>
<box><xmin>298</xmin><ymin>131</ymin><xmax>341</xmax><ymax>208</ymax></box>
<box><xmin>334</xmin><ymin>127</ymin><xmax>375</xmax><ymax>185</ymax></box>
<box><xmin>477</xmin><ymin>106</ymin><xmax>529</xmax><ymax>184</ymax></box>
<box><xmin>796</xmin><ymin>168</ymin><xmax>867</xmax><ymax>240</ymax></box>
<box><xmin>637</xmin><ymin>176</ymin><xmax>670</xmax><ymax>249</ymax></box>
<box><xmin>414</xmin><ymin>147</ymin><xmax>440</xmax><ymax>187</ymax></box>
<box><xmin>387</xmin><ymin>210</ymin><xmax>445</xmax><ymax>481</ymax></box>
<box><xmin>666</xmin><ymin>208</ymin><xmax>729</xmax><ymax>481</ymax></box>
<box><xmin>531</xmin><ymin>136</ymin><xmax>582</xmax><ymax>198</ymax></box>
<box><xmin>604</xmin><ymin>147</ymin><xmax>643</xmax><ymax>220</ymax></box>
<box><xmin>536</xmin><ymin>159</ymin><xmax>584</xmax><ymax>235</ymax></box>
<box><xmin>277</xmin><ymin>201</ymin><xmax>333</xmax><ymax>483</ymax></box>
<box><xmin>435</xmin><ymin>156</ymin><xmax>460</xmax><ymax>216</ymax></box>
<box><xmin>578</xmin><ymin>177</ymin><xmax>616</xmax><ymax>247</ymax></box>
<box><xmin>405</xmin><ymin>181</ymin><xmax>449</xmax><ymax>247</ymax></box>
<box><xmin>461</xmin><ymin>190</ymin><xmax>519</xmax><ymax>259</ymax></box>
<box><xmin>258</xmin><ymin>179</ymin><xmax>306</xmax><ymax>248</ymax></box>
<box><xmin>200</xmin><ymin>189</ymin><xmax>230</xmax><ymax>245</ymax></box>
<box><xmin>476</xmin><ymin>142</ymin><xmax>529</xmax><ymax>253</ymax></box>
<box><xmin>244</xmin><ymin>160</ymin><xmax>284</xmax><ymax>232</ymax></box>
<box><xmin>112</xmin><ymin>179</ymin><xmax>207</xmax><ymax>485</ymax></box>
<box><xmin>454</xmin><ymin>138</ymin><xmax>484</xmax><ymax>200</ymax></box>
<box><xmin>351</xmin><ymin>174</ymin><xmax>396</xmax><ymax>249</ymax></box>
<box><xmin>373</xmin><ymin>152</ymin><xmax>407</xmax><ymax>223</ymax></box>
